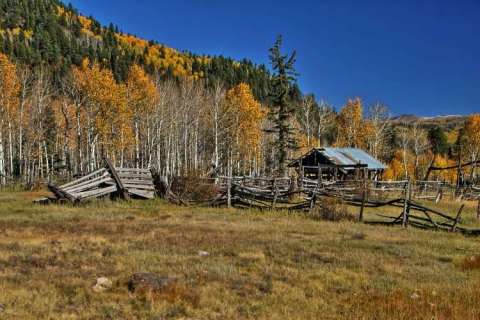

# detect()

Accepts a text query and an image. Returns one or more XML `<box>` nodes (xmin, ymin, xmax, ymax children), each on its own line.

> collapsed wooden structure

<box><xmin>39</xmin><ymin>158</ymin><xmax>155</xmax><ymax>204</ymax></box>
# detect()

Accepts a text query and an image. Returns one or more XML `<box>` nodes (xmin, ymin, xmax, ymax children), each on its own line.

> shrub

<box><xmin>462</xmin><ymin>255</ymin><xmax>480</xmax><ymax>270</ymax></box>
<box><xmin>310</xmin><ymin>197</ymin><xmax>356</xmax><ymax>222</ymax></box>
<box><xmin>170</xmin><ymin>176</ymin><xmax>221</xmax><ymax>202</ymax></box>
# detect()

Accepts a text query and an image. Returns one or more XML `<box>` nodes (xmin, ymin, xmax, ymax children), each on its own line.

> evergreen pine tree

<box><xmin>267</xmin><ymin>35</ymin><xmax>298</xmax><ymax>177</ymax></box>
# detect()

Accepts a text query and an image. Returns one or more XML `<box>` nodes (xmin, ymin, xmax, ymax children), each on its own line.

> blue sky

<box><xmin>64</xmin><ymin>0</ymin><xmax>479</xmax><ymax>116</ymax></box>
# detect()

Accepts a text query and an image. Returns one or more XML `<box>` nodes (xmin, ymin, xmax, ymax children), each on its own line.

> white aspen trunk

<box><xmin>135</xmin><ymin>120</ymin><xmax>140</xmax><ymax>169</ymax></box>
<box><xmin>214</xmin><ymin>107</ymin><xmax>219</xmax><ymax>168</ymax></box>
<box><xmin>194</xmin><ymin>117</ymin><xmax>199</xmax><ymax>171</ymax></box>
<box><xmin>0</xmin><ymin>128</ymin><xmax>5</xmax><ymax>185</ymax></box>
<box><xmin>8</xmin><ymin>121</ymin><xmax>13</xmax><ymax>178</ymax></box>
<box><xmin>38</xmin><ymin>143</ymin><xmax>43</xmax><ymax>179</ymax></box>
<box><xmin>44</xmin><ymin>140</ymin><xmax>49</xmax><ymax>181</ymax></box>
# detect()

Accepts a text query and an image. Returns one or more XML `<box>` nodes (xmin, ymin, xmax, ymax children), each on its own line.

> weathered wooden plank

<box><xmin>128</xmin><ymin>188</ymin><xmax>155</xmax><ymax>199</ymax></box>
<box><xmin>123</xmin><ymin>184</ymin><xmax>156</xmax><ymax>191</ymax></box>
<box><xmin>104</xmin><ymin>158</ymin><xmax>129</xmax><ymax>199</ymax></box>
<box><xmin>115</xmin><ymin>167</ymin><xmax>151</xmax><ymax>174</ymax></box>
<box><xmin>118</xmin><ymin>173</ymin><xmax>153</xmax><ymax>179</ymax></box>
<box><xmin>66</xmin><ymin>177</ymin><xmax>115</xmax><ymax>194</ymax></box>
<box><xmin>63</xmin><ymin>171</ymin><xmax>110</xmax><ymax>191</ymax></box>
<box><xmin>118</xmin><ymin>179</ymin><xmax>154</xmax><ymax>186</ymax></box>
<box><xmin>75</xmin><ymin>185</ymin><xmax>118</xmax><ymax>200</ymax></box>
<box><xmin>59</xmin><ymin>168</ymin><xmax>107</xmax><ymax>189</ymax></box>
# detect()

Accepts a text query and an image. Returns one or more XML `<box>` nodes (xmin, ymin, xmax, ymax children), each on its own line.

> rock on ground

<box><xmin>92</xmin><ymin>277</ymin><xmax>113</xmax><ymax>293</ymax></box>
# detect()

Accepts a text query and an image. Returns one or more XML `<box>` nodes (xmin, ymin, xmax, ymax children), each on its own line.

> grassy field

<box><xmin>0</xmin><ymin>191</ymin><xmax>480</xmax><ymax>319</ymax></box>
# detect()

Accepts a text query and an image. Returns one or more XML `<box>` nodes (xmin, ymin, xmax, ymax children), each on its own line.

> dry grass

<box><xmin>0</xmin><ymin>191</ymin><xmax>480</xmax><ymax>319</ymax></box>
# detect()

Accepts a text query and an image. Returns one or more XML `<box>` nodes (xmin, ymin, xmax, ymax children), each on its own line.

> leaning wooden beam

<box><xmin>48</xmin><ymin>183</ymin><xmax>78</xmax><ymax>203</ymax></box>
<box><xmin>104</xmin><ymin>158</ymin><xmax>129</xmax><ymax>200</ymax></box>
<box><xmin>408</xmin><ymin>202</ymin><xmax>458</xmax><ymax>221</ymax></box>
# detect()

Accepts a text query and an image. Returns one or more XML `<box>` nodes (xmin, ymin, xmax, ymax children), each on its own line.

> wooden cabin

<box><xmin>289</xmin><ymin>147</ymin><xmax>386</xmax><ymax>181</ymax></box>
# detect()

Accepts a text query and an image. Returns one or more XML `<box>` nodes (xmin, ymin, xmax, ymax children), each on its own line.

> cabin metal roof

<box><xmin>321</xmin><ymin>148</ymin><xmax>386</xmax><ymax>170</ymax></box>
<box><xmin>290</xmin><ymin>147</ymin><xmax>386</xmax><ymax>170</ymax></box>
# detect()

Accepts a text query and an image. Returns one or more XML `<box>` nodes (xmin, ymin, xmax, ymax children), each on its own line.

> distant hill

<box><xmin>0</xmin><ymin>0</ymin><xmax>278</xmax><ymax>101</ymax></box>
<box><xmin>391</xmin><ymin>114</ymin><xmax>467</xmax><ymax>131</ymax></box>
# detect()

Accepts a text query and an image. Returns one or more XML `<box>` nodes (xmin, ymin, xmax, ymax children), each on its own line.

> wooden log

<box><xmin>104</xmin><ymin>158</ymin><xmax>129</xmax><ymax>200</ymax></box>
<box><xmin>59</xmin><ymin>168</ymin><xmax>107</xmax><ymax>189</ymax></box>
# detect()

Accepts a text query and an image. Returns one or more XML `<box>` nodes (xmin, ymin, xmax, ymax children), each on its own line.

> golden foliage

<box><xmin>383</xmin><ymin>150</ymin><xmax>414</xmax><ymax>180</ymax></box>
<box><xmin>126</xmin><ymin>64</ymin><xmax>158</xmax><ymax>116</ymax></box>
<box><xmin>336</xmin><ymin>98</ymin><xmax>365</xmax><ymax>148</ymax></box>
<box><xmin>431</xmin><ymin>155</ymin><xmax>457</xmax><ymax>183</ymax></box>
<box><xmin>0</xmin><ymin>53</ymin><xmax>20</xmax><ymax>122</ymax></box>
<box><xmin>465</xmin><ymin>114</ymin><xmax>480</xmax><ymax>152</ymax></box>
<box><xmin>224</xmin><ymin>83</ymin><xmax>265</xmax><ymax>161</ymax></box>
<box><xmin>72</xmin><ymin>59</ymin><xmax>133</xmax><ymax>153</ymax></box>
<box><xmin>116</xmin><ymin>34</ymin><xmax>210</xmax><ymax>80</ymax></box>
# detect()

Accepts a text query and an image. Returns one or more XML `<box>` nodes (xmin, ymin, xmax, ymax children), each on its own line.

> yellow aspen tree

<box><xmin>126</xmin><ymin>65</ymin><xmax>158</xmax><ymax>168</ymax></box>
<box><xmin>72</xmin><ymin>59</ymin><xmax>131</xmax><ymax>168</ymax></box>
<box><xmin>464</xmin><ymin>114</ymin><xmax>480</xmax><ymax>180</ymax></box>
<box><xmin>336</xmin><ymin>98</ymin><xmax>364</xmax><ymax>148</ymax></box>
<box><xmin>0</xmin><ymin>53</ymin><xmax>20</xmax><ymax>183</ymax></box>
<box><xmin>223</xmin><ymin>83</ymin><xmax>265</xmax><ymax>174</ymax></box>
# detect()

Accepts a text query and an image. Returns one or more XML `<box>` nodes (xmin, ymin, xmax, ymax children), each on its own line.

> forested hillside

<box><xmin>0</xmin><ymin>0</ymin><xmax>479</xmax><ymax>187</ymax></box>
<box><xmin>0</xmin><ymin>0</ymin><xmax>275</xmax><ymax>100</ymax></box>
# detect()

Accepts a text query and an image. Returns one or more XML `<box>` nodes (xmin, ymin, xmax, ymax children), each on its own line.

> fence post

<box><xmin>451</xmin><ymin>204</ymin><xmax>465</xmax><ymax>232</ymax></box>
<box><xmin>358</xmin><ymin>172</ymin><xmax>368</xmax><ymax>222</ymax></box>
<box><xmin>402</xmin><ymin>178</ymin><xmax>411</xmax><ymax>227</ymax></box>
<box><xmin>477</xmin><ymin>198</ymin><xmax>480</xmax><ymax>219</ymax></box>
<box><xmin>271</xmin><ymin>178</ymin><xmax>278</xmax><ymax>210</ymax></box>
<box><xmin>317</xmin><ymin>164</ymin><xmax>322</xmax><ymax>188</ymax></box>
<box><xmin>299</xmin><ymin>164</ymin><xmax>304</xmax><ymax>190</ymax></box>
<box><xmin>309</xmin><ymin>193</ymin><xmax>317</xmax><ymax>211</ymax></box>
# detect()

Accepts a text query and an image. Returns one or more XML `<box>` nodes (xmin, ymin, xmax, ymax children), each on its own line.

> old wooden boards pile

<box><xmin>41</xmin><ymin>159</ymin><xmax>155</xmax><ymax>204</ymax></box>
